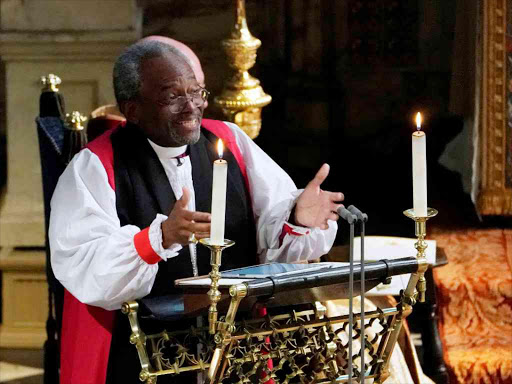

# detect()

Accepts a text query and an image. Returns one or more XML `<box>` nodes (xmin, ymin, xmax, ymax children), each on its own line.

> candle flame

<box><xmin>415</xmin><ymin>112</ymin><xmax>422</xmax><ymax>130</ymax></box>
<box><xmin>217</xmin><ymin>139</ymin><xmax>224</xmax><ymax>159</ymax></box>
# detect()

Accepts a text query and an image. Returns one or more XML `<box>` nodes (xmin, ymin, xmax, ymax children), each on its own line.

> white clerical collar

<box><xmin>147</xmin><ymin>139</ymin><xmax>187</xmax><ymax>160</ymax></box>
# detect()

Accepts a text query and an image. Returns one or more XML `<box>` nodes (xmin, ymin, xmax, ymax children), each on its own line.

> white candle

<box><xmin>412</xmin><ymin>113</ymin><xmax>427</xmax><ymax>216</ymax></box>
<box><xmin>211</xmin><ymin>140</ymin><xmax>227</xmax><ymax>245</ymax></box>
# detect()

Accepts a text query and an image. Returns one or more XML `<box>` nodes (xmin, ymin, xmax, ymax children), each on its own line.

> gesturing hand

<box><xmin>293</xmin><ymin>164</ymin><xmax>344</xmax><ymax>230</ymax></box>
<box><xmin>161</xmin><ymin>187</ymin><xmax>211</xmax><ymax>247</ymax></box>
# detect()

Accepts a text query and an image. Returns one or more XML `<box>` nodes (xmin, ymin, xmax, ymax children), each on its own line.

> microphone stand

<box><xmin>337</xmin><ymin>207</ymin><xmax>357</xmax><ymax>384</ymax></box>
<box><xmin>348</xmin><ymin>205</ymin><xmax>368</xmax><ymax>383</ymax></box>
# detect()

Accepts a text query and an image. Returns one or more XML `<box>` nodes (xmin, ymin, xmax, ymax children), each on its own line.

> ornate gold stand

<box><xmin>377</xmin><ymin>207</ymin><xmax>438</xmax><ymax>382</ymax></box>
<box><xmin>214</xmin><ymin>0</ymin><xmax>271</xmax><ymax>139</ymax></box>
<box><xmin>121</xmin><ymin>209</ymin><xmax>438</xmax><ymax>383</ymax></box>
<box><xmin>403</xmin><ymin>208</ymin><xmax>438</xmax><ymax>305</ymax></box>
<box><xmin>198</xmin><ymin>238</ymin><xmax>235</xmax><ymax>335</ymax></box>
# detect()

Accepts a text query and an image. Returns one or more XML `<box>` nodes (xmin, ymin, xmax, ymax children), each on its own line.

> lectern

<box><xmin>122</xmin><ymin>257</ymin><xmax>421</xmax><ymax>383</ymax></box>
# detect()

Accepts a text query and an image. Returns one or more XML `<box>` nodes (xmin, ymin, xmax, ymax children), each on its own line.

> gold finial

<box><xmin>40</xmin><ymin>74</ymin><xmax>62</xmax><ymax>92</ymax></box>
<box><xmin>65</xmin><ymin>111</ymin><xmax>87</xmax><ymax>131</ymax></box>
<box><xmin>214</xmin><ymin>0</ymin><xmax>272</xmax><ymax>139</ymax></box>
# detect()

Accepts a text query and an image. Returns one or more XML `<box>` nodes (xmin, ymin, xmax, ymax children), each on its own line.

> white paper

<box><xmin>353</xmin><ymin>236</ymin><xmax>436</xmax><ymax>296</ymax></box>
<box><xmin>176</xmin><ymin>277</ymin><xmax>251</xmax><ymax>287</ymax></box>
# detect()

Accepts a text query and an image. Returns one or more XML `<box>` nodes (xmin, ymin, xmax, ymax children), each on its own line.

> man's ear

<box><xmin>121</xmin><ymin>100</ymin><xmax>140</xmax><ymax>124</ymax></box>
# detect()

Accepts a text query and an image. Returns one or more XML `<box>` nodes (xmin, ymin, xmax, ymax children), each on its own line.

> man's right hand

<box><xmin>161</xmin><ymin>187</ymin><xmax>211</xmax><ymax>247</ymax></box>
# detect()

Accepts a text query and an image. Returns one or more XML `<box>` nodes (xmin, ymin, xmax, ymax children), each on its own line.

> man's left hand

<box><xmin>293</xmin><ymin>163</ymin><xmax>344</xmax><ymax>229</ymax></box>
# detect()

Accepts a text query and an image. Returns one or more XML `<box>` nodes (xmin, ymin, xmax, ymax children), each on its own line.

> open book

<box><xmin>176</xmin><ymin>236</ymin><xmax>434</xmax><ymax>296</ymax></box>
<box><xmin>175</xmin><ymin>262</ymin><xmax>349</xmax><ymax>288</ymax></box>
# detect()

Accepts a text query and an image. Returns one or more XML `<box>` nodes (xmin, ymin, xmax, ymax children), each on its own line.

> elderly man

<box><xmin>49</xmin><ymin>39</ymin><xmax>343</xmax><ymax>383</ymax></box>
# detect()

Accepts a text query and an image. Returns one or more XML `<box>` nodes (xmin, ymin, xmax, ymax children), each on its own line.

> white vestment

<box><xmin>49</xmin><ymin>122</ymin><xmax>337</xmax><ymax>310</ymax></box>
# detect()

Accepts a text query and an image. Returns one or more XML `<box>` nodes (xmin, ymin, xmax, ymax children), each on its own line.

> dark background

<box><xmin>142</xmin><ymin>0</ymin><xmax>486</xmax><ymax>240</ymax></box>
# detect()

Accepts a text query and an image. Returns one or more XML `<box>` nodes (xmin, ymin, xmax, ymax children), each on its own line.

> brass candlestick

<box><xmin>199</xmin><ymin>238</ymin><xmax>235</xmax><ymax>334</ymax></box>
<box><xmin>403</xmin><ymin>208</ymin><xmax>438</xmax><ymax>303</ymax></box>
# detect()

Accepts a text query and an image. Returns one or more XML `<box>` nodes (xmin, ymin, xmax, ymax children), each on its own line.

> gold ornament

<box><xmin>214</xmin><ymin>0</ymin><xmax>272</xmax><ymax>139</ymax></box>
<box><xmin>40</xmin><ymin>74</ymin><xmax>61</xmax><ymax>92</ymax></box>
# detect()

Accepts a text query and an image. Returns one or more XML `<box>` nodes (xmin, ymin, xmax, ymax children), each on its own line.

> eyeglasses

<box><xmin>156</xmin><ymin>88</ymin><xmax>210</xmax><ymax>113</ymax></box>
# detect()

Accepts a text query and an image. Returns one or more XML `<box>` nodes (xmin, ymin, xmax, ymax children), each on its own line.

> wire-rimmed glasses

<box><xmin>156</xmin><ymin>88</ymin><xmax>210</xmax><ymax>113</ymax></box>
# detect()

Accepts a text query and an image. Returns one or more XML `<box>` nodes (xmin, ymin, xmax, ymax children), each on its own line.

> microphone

<box><xmin>337</xmin><ymin>206</ymin><xmax>357</xmax><ymax>224</ymax></box>
<box><xmin>347</xmin><ymin>205</ymin><xmax>368</xmax><ymax>222</ymax></box>
<box><xmin>347</xmin><ymin>204</ymin><xmax>367</xmax><ymax>382</ymax></box>
<box><xmin>337</xmin><ymin>204</ymin><xmax>357</xmax><ymax>383</ymax></box>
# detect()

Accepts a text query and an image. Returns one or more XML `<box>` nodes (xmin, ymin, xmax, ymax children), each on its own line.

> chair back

<box><xmin>36</xmin><ymin>74</ymin><xmax>89</xmax><ymax>384</ymax></box>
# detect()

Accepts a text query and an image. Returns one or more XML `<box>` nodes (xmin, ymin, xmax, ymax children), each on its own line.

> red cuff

<box><xmin>278</xmin><ymin>223</ymin><xmax>310</xmax><ymax>247</ymax></box>
<box><xmin>134</xmin><ymin>227</ymin><xmax>161</xmax><ymax>265</ymax></box>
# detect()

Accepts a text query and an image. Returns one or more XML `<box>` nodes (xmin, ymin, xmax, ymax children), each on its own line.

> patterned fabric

<box><xmin>432</xmin><ymin>229</ymin><xmax>512</xmax><ymax>384</ymax></box>
<box><xmin>506</xmin><ymin>0</ymin><xmax>512</xmax><ymax>188</ymax></box>
<box><xmin>36</xmin><ymin>117</ymin><xmax>65</xmax><ymax>155</ymax></box>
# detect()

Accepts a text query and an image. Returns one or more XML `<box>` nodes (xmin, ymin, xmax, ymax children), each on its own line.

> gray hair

<box><xmin>113</xmin><ymin>40</ymin><xmax>190</xmax><ymax>106</ymax></box>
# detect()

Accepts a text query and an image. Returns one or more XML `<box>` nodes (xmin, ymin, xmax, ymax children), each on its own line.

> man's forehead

<box><xmin>141</xmin><ymin>54</ymin><xmax>197</xmax><ymax>86</ymax></box>
<box><xmin>161</xmin><ymin>76</ymin><xmax>198</xmax><ymax>89</ymax></box>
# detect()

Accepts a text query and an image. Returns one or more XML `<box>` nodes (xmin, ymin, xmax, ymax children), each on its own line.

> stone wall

<box><xmin>0</xmin><ymin>0</ymin><xmax>141</xmax><ymax>348</ymax></box>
